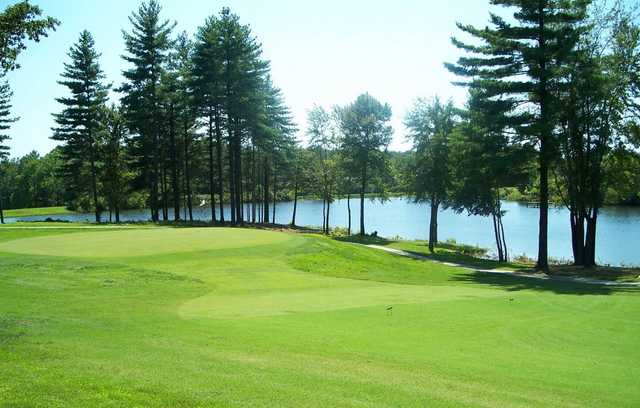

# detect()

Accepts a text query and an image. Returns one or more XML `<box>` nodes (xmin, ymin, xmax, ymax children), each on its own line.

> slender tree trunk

<box><xmin>347</xmin><ymin>193</ymin><xmax>351</xmax><ymax>235</ymax></box>
<box><xmin>161</xmin><ymin>164</ymin><xmax>169</xmax><ymax>221</ymax></box>
<box><xmin>169</xmin><ymin>105</ymin><xmax>180</xmax><ymax>221</ymax></box>
<box><xmin>492</xmin><ymin>212</ymin><xmax>503</xmax><ymax>262</ymax></box>
<box><xmin>90</xmin><ymin>155</ymin><xmax>100</xmax><ymax>223</ymax></box>
<box><xmin>322</xmin><ymin>197</ymin><xmax>326</xmax><ymax>233</ymax></box>
<box><xmin>183</xmin><ymin>123</ymin><xmax>193</xmax><ymax>221</ymax></box>
<box><xmin>235</xmin><ymin>130</ymin><xmax>243</xmax><ymax>224</ymax></box>
<box><xmin>208</xmin><ymin>109</ymin><xmax>217</xmax><ymax>223</ymax></box>
<box><xmin>229</xmin><ymin>138</ymin><xmax>236</xmax><ymax>225</ymax></box>
<box><xmin>150</xmin><ymin>139</ymin><xmax>160</xmax><ymax>222</ymax></box>
<box><xmin>272</xmin><ymin>168</ymin><xmax>277</xmax><ymax>224</ymax></box>
<box><xmin>238</xmin><ymin>139</ymin><xmax>244</xmax><ymax>225</ymax></box>
<box><xmin>263</xmin><ymin>156</ymin><xmax>270</xmax><ymax>223</ymax></box>
<box><xmin>325</xmin><ymin>196</ymin><xmax>331</xmax><ymax>235</ymax></box>
<box><xmin>359</xmin><ymin>164</ymin><xmax>367</xmax><ymax>236</ymax></box>
<box><xmin>215</xmin><ymin>106</ymin><xmax>224</xmax><ymax>223</ymax></box>
<box><xmin>584</xmin><ymin>209</ymin><xmax>598</xmax><ymax>267</ymax></box>
<box><xmin>428</xmin><ymin>195</ymin><xmax>439</xmax><ymax>253</ymax></box>
<box><xmin>291</xmin><ymin>178</ymin><xmax>299</xmax><ymax>226</ymax></box>
<box><xmin>115</xmin><ymin>203</ymin><xmax>120</xmax><ymax>224</ymax></box>
<box><xmin>536</xmin><ymin>3</ymin><xmax>550</xmax><ymax>272</ymax></box>
<box><xmin>570</xmin><ymin>209</ymin><xmax>586</xmax><ymax>265</ymax></box>
<box><xmin>0</xmin><ymin>190</ymin><xmax>5</xmax><ymax>224</ymax></box>
<box><xmin>499</xmin><ymin>213</ymin><xmax>508</xmax><ymax>262</ymax></box>
<box><xmin>251</xmin><ymin>148</ymin><xmax>257</xmax><ymax>223</ymax></box>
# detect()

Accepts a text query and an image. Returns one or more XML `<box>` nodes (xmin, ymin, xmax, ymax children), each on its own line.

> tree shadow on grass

<box><xmin>336</xmin><ymin>235</ymin><xmax>523</xmax><ymax>272</ymax></box>
<box><xmin>450</xmin><ymin>271</ymin><xmax>640</xmax><ymax>296</ymax></box>
<box><xmin>335</xmin><ymin>235</ymin><xmax>393</xmax><ymax>246</ymax></box>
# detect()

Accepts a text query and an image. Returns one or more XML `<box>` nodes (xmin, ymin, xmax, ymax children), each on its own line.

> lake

<box><xmin>6</xmin><ymin>197</ymin><xmax>640</xmax><ymax>267</ymax></box>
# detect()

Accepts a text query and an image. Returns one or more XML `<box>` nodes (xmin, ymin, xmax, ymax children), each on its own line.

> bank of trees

<box><xmin>436</xmin><ymin>0</ymin><xmax>640</xmax><ymax>269</ymax></box>
<box><xmin>0</xmin><ymin>1</ymin><xmax>58</xmax><ymax>223</ymax></box>
<box><xmin>47</xmin><ymin>1</ymin><xmax>299</xmax><ymax>224</ymax></box>
<box><xmin>2</xmin><ymin>0</ymin><xmax>640</xmax><ymax>270</ymax></box>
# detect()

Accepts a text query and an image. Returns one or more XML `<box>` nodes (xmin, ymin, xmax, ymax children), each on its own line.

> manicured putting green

<box><xmin>0</xmin><ymin>227</ymin><xmax>292</xmax><ymax>258</ymax></box>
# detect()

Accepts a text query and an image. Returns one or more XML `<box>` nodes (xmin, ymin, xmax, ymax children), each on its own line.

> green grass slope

<box><xmin>0</xmin><ymin>225</ymin><xmax>639</xmax><ymax>407</ymax></box>
<box><xmin>3</xmin><ymin>206</ymin><xmax>74</xmax><ymax>218</ymax></box>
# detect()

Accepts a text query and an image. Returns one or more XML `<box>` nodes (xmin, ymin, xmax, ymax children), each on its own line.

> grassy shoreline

<box><xmin>3</xmin><ymin>206</ymin><xmax>74</xmax><ymax>218</ymax></box>
<box><xmin>4</xmin><ymin>219</ymin><xmax>638</xmax><ymax>282</ymax></box>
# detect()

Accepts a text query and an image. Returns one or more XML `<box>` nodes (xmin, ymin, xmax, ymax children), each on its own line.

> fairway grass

<box><xmin>1</xmin><ymin>225</ymin><xmax>639</xmax><ymax>407</ymax></box>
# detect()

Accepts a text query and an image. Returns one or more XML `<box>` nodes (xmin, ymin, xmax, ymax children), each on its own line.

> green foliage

<box><xmin>120</xmin><ymin>0</ymin><xmax>175</xmax><ymax>221</ymax></box>
<box><xmin>447</xmin><ymin>0</ymin><xmax>591</xmax><ymax>269</ymax></box>
<box><xmin>51</xmin><ymin>30</ymin><xmax>109</xmax><ymax>221</ymax></box>
<box><xmin>0</xmin><ymin>80</ymin><xmax>17</xmax><ymax>161</ymax></box>
<box><xmin>405</xmin><ymin>97</ymin><xmax>458</xmax><ymax>204</ymax></box>
<box><xmin>0</xmin><ymin>150</ymin><xmax>65</xmax><ymax>210</ymax></box>
<box><xmin>337</xmin><ymin>93</ymin><xmax>393</xmax><ymax>234</ymax></box>
<box><xmin>0</xmin><ymin>1</ymin><xmax>59</xmax><ymax>75</ymax></box>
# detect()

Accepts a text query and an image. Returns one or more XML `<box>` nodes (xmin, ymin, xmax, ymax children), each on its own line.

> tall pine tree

<box><xmin>0</xmin><ymin>80</ymin><xmax>17</xmax><ymax>223</ymax></box>
<box><xmin>52</xmin><ymin>30</ymin><xmax>109</xmax><ymax>222</ymax></box>
<box><xmin>446</xmin><ymin>0</ymin><xmax>589</xmax><ymax>271</ymax></box>
<box><xmin>120</xmin><ymin>0</ymin><xmax>174</xmax><ymax>222</ymax></box>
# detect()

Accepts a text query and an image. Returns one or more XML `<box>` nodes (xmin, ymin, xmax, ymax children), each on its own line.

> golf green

<box><xmin>0</xmin><ymin>224</ymin><xmax>638</xmax><ymax>407</ymax></box>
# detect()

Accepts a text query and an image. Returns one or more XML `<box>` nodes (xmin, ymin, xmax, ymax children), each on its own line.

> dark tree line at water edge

<box><xmin>1</xmin><ymin>0</ymin><xmax>640</xmax><ymax>271</ymax></box>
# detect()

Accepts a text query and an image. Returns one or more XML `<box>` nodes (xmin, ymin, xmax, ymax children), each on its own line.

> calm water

<box><xmin>6</xmin><ymin>197</ymin><xmax>640</xmax><ymax>266</ymax></box>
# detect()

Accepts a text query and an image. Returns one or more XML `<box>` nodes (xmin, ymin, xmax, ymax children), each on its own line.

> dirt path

<box><xmin>366</xmin><ymin>244</ymin><xmax>640</xmax><ymax>287</ymax></box>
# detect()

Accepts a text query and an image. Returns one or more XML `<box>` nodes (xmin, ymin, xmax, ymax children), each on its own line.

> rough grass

<box><xmin>3</xmin><ymin>206</ymin><xmax>74</xmax><ymax>218</ymax></box>
<box><xmin>0</xmin><ymin>224</ymin><xmax>639</xmax><ymax>407</ymax></box>
<box><xmin>343</xmin><ymin>235</ymin><xmax>640</xmax><ymax>282</ymax></box>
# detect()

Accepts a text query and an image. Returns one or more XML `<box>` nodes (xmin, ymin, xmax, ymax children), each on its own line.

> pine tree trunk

<box><xmin>359</xmin><ymin>164</ymin><xmax>367</xmax><ymax>236</ymax></box>
<box><xmin>238</xmin><ymin>140</ymin><xmax>244</xmax><ymax>225</ymax></box>
<box><xmin>169</xmin><ymin>104</ymin><xmax>180</xmax><ymax>221</ymax></box>
<box><xmin>161</xmin><ymin>164</ymin><xmax>169</xmax><ymax>221</ymax></box>
<box><xmin>272</xmin><ymin>168</ymin><xmax>277</xmax><ymax>224</ymax></box>
<box><xmin>347</xmin><ymin>193</ymin><xmax>351</xmax><ymax>235</ymax></box>
<box><xmin>263</xmin><ymin>156</ymin><xmax>269</xmax><ymax>223</ymax></box>
<box><xmin>183</xmin><ymin>124</ymin><xmax>193</xmax><ymax>221</ymax></box>
<box><xmin>535</xmin><ymin>3</ymin><xmax>550</xmax><ymax>272</ymax></box>
<box><xmin>291</xmin><ymin>171</ymin><xmax>299</xmax><ymax>226</ymax></box>
<box><xmin>90</xmin><ymin>154</ymin><xmax>100</xmax><ymax>223</ymax></box>
<box><xmin>0</xmin><ymin>190</ymin><xmax>4</xmax><ymax>224</ymax></box>
<box><xmin>229</xmin><ymin>139</ymin><xmax>236</xmax><ymax>225</ymax></box>
<box><xmin>235</xmin><ymin>131</ymin><xmax>243</xmax><ymax>224</ymax></box>
<box><xmin>208</xmin><ymin>109</ymin><xmax>217</xmax><ymax>223</ymax></box>
<box><xmin>251</xmin><ymin>148</ymin><xmax>257</xmax><ymax>223</ymax></box>
<box><xmin>215</xmin><ymin>107</ymin><xmax>224</xmax><ymax>223</ymax></box>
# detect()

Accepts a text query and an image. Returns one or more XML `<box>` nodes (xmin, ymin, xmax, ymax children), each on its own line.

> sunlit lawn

<box><xmin>1</xmin><ymin>224</ymin><xmax>639</xmax><ymax>406</ymax></box>
<box><xmin>3</xmin><ymin>206</ymin><xmax>74</xmax><ymax>218</ymax></box>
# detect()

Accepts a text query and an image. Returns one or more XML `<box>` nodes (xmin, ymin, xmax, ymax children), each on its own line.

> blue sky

<box><xmin>3</xmin><ymin>0</ymin><xmax>494</xmax><ymax>157</ymax></box>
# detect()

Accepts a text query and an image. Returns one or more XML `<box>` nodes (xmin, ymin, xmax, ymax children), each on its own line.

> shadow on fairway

<box><xmin>336</xmin><ymin>235</ymin><xmax>523</xmax><ymax>271</ymax></box>
<box><xmin>450</xmin><ymin>272</ymin><xmax>640</xmax><ymax>296</ymax></box>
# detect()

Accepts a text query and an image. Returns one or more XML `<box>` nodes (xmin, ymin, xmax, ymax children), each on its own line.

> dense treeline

<box><xmin>1</xmin><ymin>0</ymin><xmax>639</xmax><ymax>270</ymax></box>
